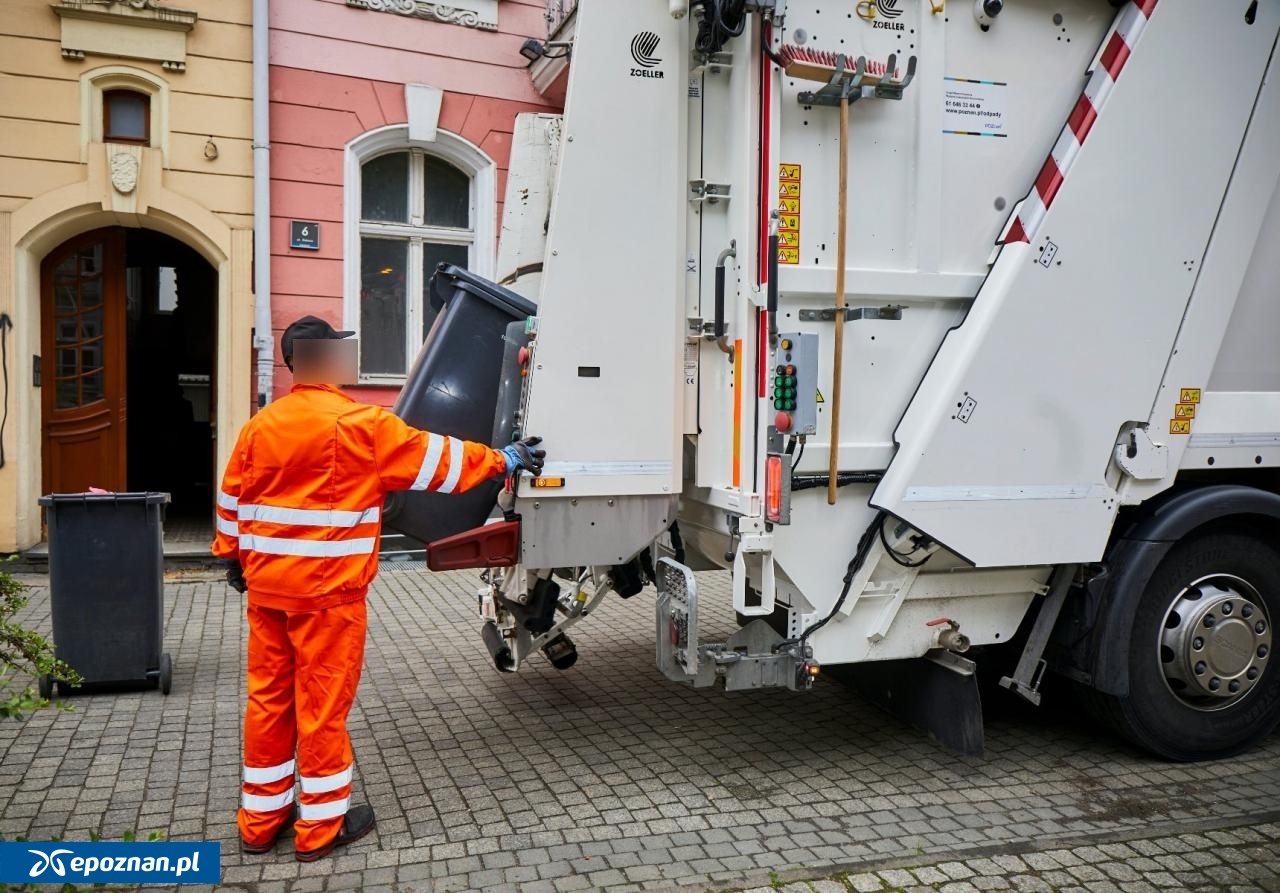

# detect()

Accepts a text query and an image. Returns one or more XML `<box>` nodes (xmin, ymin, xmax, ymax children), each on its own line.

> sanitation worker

<box><xmin>212</xmin><ymin>315</ymin><xmax>544</xmax><ymax>861</ymax></box>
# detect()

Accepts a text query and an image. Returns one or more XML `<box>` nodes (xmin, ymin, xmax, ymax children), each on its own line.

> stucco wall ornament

<box><xmin>110</xmin><ymin>152</ymin><xmax>140</xmax><ymax>194</ymax></box>
<box><xmin>344</xmin><ymin>0</ymin><xmax>497</xmax><ymax>31</ymax></box>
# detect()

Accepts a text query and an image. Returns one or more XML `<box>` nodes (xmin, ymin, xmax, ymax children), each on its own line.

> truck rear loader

<box><xmin>390</xmin><ymin>0</ymin><xmax>1280</xmax><ymax>762</ymax></box>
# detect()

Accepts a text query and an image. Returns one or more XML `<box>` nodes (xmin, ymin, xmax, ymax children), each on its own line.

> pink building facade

<box><xmin>267</xmin><ymin>0</ymin><xmax>565</xmax><ymax>406</ymax></box>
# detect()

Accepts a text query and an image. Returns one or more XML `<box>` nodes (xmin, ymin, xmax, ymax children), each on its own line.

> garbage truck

<box><xmin>386</xmin><ymin>0</ymin><xmax>1280</xmax><ymax>761</ymax></box>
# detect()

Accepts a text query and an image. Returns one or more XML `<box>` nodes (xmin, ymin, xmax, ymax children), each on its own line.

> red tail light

<box><xmin>766</xmin><ymin>455</ymin><xmax>783</xmax><ymax>522</ymax></box>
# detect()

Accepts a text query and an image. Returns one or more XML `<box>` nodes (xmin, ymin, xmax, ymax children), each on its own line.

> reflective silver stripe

<box><xmin>438</xmin><ymin>437</ymin><xmax>465</xmax><ymax>494</ymax></box>
<box><xmin>411</xmin><ymin>433</ymin><xmax>445</xmax><ymax>491</ymax></box>
<box><xmin>299</xmin><ymin>765</ymin><xmax>352</xmax><ymax>794</ymax></box>
<box><xmin>218</xmin><ymin>490</ymin><xmax>239</xmax><ymax>511</ymax></box>
<box><xmin>242</xmin><ymin>789</ymin><xmax>295</xmax><ymax>812</ymax></box>
<box><xmin>243</xmin><ymin>760</ymin><xmax>295</xmax><ymax>785</ymax></box>
<box><xmin>298</xmin><ymin>797</ymin><xmax>349</xmax><ymax>822</ymax></box>
<box><xmin>239</xmin><ymin>504</ymin><xmax>381</xmax><ymax>528</ymax></box>
<box><xmin>239</xmin><ymin>535</ymin><xmax>377</xmax><ymax>557</ymax></box>
<box><xmin>217</xmin><ymin>516</ymin><xmax>239</xmax><ymax>537</ymax></box>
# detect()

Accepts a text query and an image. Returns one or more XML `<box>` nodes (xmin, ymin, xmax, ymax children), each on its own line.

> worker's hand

<box><xmin>226</xmin><ymin>561</ymin><xmax>248</xmax><ymax>594</ymax></box>
<box><xmin>500</xmin><ymin>435</ymin><xmax>546</xmax><ymax>477</ymax></box>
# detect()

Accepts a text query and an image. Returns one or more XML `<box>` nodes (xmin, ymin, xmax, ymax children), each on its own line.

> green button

<box><xmin>774</xmin><ymin>399</ymin><xmax>784</xmax><ymax>410</ymax></box>
<box><xmin>785</xmin><ymin>387</ymin><xmax>795</xmax><ymax>399</ymax></box>
<box><xmin>785</xmin><ymin>399</ymin><xmax>796</xmax><ymax>410</ymax></box>
<box><xmin>774</xmin><ymin>388</ymin><xmax>784</xmax><ymax>399</ymax></box>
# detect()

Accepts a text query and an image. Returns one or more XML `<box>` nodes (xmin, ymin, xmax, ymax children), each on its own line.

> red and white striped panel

<box><xmin>1001</xmin><ymin>0</ymin><xmax>1159</xmax><ymax>244</ymax></box>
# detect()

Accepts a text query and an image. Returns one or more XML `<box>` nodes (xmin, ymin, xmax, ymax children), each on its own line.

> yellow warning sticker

<box><xmin>1170</xmin><ymin>419</ymin><xmax>1192</xmax><ymax>435</ymax></box>
<box><xmin>1174</xmin><ymin>403</ymin><xmax>1197</xmax><ymax>420</ymax></box>
<box><xmin>815</xmin><ymin>389</ymin><xmax>825</xmax><ymax>404</ymax></box>
<box><xmin>778</xmin><ymin>163</ymin><xmax>801</xmax><ymax>264</ymax></box>
<box><xmin>1180</xmin><ymin>388</ymin><xmax>1202</xmax><ymax>404</ymax></box>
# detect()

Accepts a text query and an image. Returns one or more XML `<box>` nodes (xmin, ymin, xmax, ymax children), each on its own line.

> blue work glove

<box><xmin>500</xmin><ymin>436</ymin><xmax>545</xmax><ymax>476</ymax></box>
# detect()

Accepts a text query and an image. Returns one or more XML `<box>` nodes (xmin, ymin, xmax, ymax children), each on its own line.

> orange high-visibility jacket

<box><xmin>213</xmin><ymin>384</ymin><xmax>507</xmax><ymax>610</ymax></box>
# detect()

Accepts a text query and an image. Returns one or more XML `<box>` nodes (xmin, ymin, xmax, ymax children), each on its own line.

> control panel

<box><xmin>771</xmin><ymin>332</ymin><xmax>818</xmax><ymax>436</ymax></box>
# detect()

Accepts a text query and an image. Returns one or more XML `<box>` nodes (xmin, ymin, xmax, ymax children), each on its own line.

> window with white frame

<box><xmin>347</xmin><ymin>128</ymin><xmax>495</xmax><ymax>381</ymax></box>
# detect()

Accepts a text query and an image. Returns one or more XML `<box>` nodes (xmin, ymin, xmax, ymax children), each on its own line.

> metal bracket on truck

<box><xmin>656</xmin><ymin>558</ymin><xmax>819</xmax><ymax>691</ymax></box>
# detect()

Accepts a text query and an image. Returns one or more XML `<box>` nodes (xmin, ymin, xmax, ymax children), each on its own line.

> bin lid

<box><xmin>428</xmin><ymin>264</ymin><xmax>537</xmax><ymax>317</ymax></box>
<box><xmin>39</xmin><ymin>491</ymin><xmax>172</xmax><ymax>507</ymax></box>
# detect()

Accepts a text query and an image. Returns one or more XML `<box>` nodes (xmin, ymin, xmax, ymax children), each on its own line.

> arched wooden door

<box><xmin>41</xmin><ymin>228</ymin><xmax>127</xmax><ymax>494</ymax></box>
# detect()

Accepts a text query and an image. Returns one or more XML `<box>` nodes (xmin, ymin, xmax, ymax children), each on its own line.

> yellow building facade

<box><xmin>0</xmin><ymin>0</ymin><xmax>254</xmax><ymax>552</ymax></box>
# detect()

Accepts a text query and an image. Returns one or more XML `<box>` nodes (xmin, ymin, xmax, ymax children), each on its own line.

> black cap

<box><xmin>281</xmin><ymin>315</ymin><xmax>354</xmax><ymax>367</ymax></box>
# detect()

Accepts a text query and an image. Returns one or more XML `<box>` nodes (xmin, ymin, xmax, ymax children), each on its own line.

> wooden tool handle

<box><xmin>829</xmin><ymin>93</ymin><xmax>849</xmax><ymax>506</ymax></box>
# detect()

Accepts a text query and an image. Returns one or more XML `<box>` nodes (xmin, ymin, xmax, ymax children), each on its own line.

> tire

<box><xmin>37</xmin><ymin>675</ymin><xmax>53</xmax><ymax>700</ymax></box>
<box><xmin>1090</xmin><ymin>532</ymin><xmax>1280</xmax><ymax>761</ymax></box>
<box><xmin>159</xmin><ymin>653</ymin><xmax>173</xmax><ymax>696</ymax></box>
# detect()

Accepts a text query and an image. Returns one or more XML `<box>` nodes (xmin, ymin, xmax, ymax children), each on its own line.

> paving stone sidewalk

<box><xmin>735</xmin><ymin>822</ymin><xmax>1280</xmax><ymax>892</ymax></box>
<box><xmin>0</xmin><ymin>567</ymin><xmax>1276</xmax><ymax>893</ymax></box>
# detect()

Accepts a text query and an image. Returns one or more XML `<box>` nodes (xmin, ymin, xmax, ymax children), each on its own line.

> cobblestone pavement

<box><xmin>0</xmin><ymin>567</ymin><xmax>1277</xmax><ymax>893</ymax></box>
<box><xmin>737</xmin><ymin>823</ymin><xmax>1280</xmax><ymax>892</ymax></box>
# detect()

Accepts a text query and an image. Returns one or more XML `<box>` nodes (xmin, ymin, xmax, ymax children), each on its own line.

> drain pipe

<box><xmin>251</xmin><ymin>0</ymin><xmax>273</xmax><ymax>408</ymax></box>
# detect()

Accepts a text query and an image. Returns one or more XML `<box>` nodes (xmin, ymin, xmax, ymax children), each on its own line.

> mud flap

<box><xmin>838</xmin><ymin>651</ymin><xmax>985</xmax><ymax>756</ymax></box>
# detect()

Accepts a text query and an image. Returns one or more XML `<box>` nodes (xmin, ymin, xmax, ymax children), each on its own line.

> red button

<box><xmin>518</xmin><ymin>347</ymin><xmax>530</xmax><ymax>365</ymax></box>
<box><xmin>775</xmin><ymin>411</ymin><xmax>792</xmax><ymax>431</ymax></box>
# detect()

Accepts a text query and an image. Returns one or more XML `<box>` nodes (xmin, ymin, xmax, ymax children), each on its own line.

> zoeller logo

<box><xmin>28</xmin><ymin>849</ymin><xmax>74</xmax><ymax>878</ymax></box>
<box><xmin>630</xmin><ymin>31</ymin><xmax>664</xmax><ymax>79</ymax></box>
<box><xmin>872</xmin><ymin>0</ymin><xmax>906</xmax><ymax>29</ymax></box>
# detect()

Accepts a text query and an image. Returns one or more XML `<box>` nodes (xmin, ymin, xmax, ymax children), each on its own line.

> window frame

<box><xmin>102</xmin><ymin>88</ymin><xmax>151</xmax><ymax>145</ymax></box>
<box><xmin>79</xmin><ymin>66</ymin><xmax>168</xmax><ymax>162</ymax></box>
<box><xmin>344</xmin><ymin>125</ymin><xmax>497</xmax><ymax>385</ymax></box>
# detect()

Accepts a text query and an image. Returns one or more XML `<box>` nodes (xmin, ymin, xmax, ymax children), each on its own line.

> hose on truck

<box><xmin>692</xmin><ymin>0</ymin><xmax>748</xmax><ymax>55</ymax></box>
<box><xmin>784</xmin><ymin>510</ymin><xmax>887</xmax><ymax>649</ymax></box>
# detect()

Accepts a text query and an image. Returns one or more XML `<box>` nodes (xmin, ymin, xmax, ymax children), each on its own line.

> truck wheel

<box><xmin>1094</xmin><ymin>532</ymin><xmax>1279</xmax><ymax>761</ymax></box>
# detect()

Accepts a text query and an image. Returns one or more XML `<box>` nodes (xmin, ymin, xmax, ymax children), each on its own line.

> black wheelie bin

<box><xmin>382</xmin><ymin>264</ymin><xmax>537</xmax><ymax>546</ymax></box>
<box><xmin>36</xmin><ymin>491</ymin><xmax>173</xmax><ymax>696</ymax></box>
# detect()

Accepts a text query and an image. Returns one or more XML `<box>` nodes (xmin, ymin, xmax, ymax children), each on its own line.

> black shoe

<box><xmin>240</xmin><ymin>805</ymin><xmax>298</xmax><ymax>854</ymax></box>
<box><xmin>294</xmin><ymin>805</ymin><xmax>376</xmax><ymax>862</ymax></box>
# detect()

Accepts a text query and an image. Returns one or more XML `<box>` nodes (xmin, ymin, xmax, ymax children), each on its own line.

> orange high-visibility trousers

<box><xmin>238</xmin><ymin>600</ymin><xmax>367</xmax><ymax>853</ymax></box>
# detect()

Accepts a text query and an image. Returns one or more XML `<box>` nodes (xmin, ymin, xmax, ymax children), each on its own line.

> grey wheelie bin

<box><xmin>382</xmin><ymin>264</ymin><xmax>537</xmax><ymax>547</ymax></box>
<box><xmin>35</xmin><ymin>491</ymin><xmax>173</xmax><ymax>696</ymax></box>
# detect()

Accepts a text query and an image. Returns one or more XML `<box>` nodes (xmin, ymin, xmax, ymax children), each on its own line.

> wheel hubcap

<box><xmin>1159</xmin><ymin>574</ymin><xmax>1272</xmax><ymax>711</ymax></box>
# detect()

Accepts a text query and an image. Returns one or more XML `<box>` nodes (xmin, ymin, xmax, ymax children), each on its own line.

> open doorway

<box><xmin>41</xmin><ymin>226</ymin><xmax>218</xmax><ymax>533</ymax></box>
<box><xmin>123</xmin><ymin>229</ymin><xmax>217</xmax><ymax>526</ymax></box>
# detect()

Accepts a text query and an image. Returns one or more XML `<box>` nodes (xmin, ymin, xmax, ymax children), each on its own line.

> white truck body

<box><xmin>466</xmin><ymin>0</ymin><xmax>1280</xmax><ymax>759</ymax></box>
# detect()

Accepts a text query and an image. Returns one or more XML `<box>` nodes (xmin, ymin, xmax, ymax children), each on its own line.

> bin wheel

<box><xmin>38</xmin><ymin>675</ymin><xmax>53</xmax><ymax>700</ymax></box>
<box><xmin>159</xmin><ymin>653</ymin><xmax>173</xmax><ymax>695</ymax></box>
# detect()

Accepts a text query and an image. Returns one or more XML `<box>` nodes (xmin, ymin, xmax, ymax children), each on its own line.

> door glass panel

<box><xmin>80</xmin><ymin>309</ymin><xmax>102</xmax><ymax>340</ymax></box>
<box><xmin>55</xmin><ymin>285</ymin><xmax>77</xmax><ymax>312</ymax></box>
<box><xmin>81</xmin><ymin>344</ymin><xmax>102</xmax><ymax>371</ymax></box>
<box><xmin>80</xmin><ymin>278</ymin><xmax>102</xmax><ymax>310</ymax></box>
<box><xmin>56</xmin><ymin>379</ymin><xmax>78</xmax><ymax>409</ymax></box>
<box><xmin>49</xmin><ymin>239</ymin><xmax>110</xmax><ymax>410</ymax></box>
<box><xmin>81</xmin><ymin>371</ymin><xmax>104</xmax><ymax>404</ymax></box>
<box><xmin>359</xmin><ymin>237</ymin><xmax>408</xmax><ymax>375</ymax></box>
<box><xmin>421</xmin><ymin>242</ymin><xmax>469</xmax><ymax>340</ymax></box>
<box><xmin>78</xmin><ymin>244</ymin><xmax>102</xmax><ymax>276</ymax></box>
<box><xmin>361</xmin><ymin>153</ymin><xmax>410</xmax><ymax>223</ymax></box>
<box><xmin>423</xmin><ymin>157</ymin><xmax>471</xmax><ymax>228</ymax></box>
